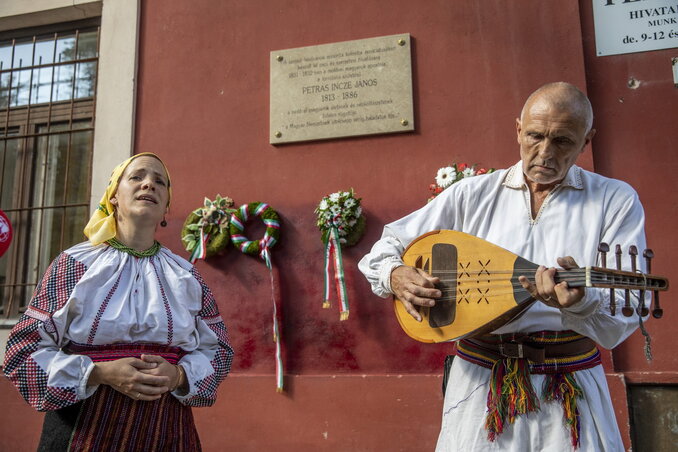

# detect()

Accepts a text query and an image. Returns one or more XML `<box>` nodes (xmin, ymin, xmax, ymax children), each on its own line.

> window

<box><xmin>0</xmin><ymin>19</ymin><xmax>100</xmax><ymax>318</ymax></box>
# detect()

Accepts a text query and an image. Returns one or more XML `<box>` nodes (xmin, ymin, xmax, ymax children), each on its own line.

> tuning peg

<box><xmin>598</xmin><ymin>243</ymin><xmax>614</xmax><ymax>314</ymax></box>
<box><xmin>598</xmin><ymin>243</ymin><xmax>609</xmax><ymax>268</ymax></box>
<box><xmin>629</xmin><ymin>246</ymin><xmax>638</xmax><ymax>271</ymax></box>
<box><xmin>643</xmin><ymin>248</ymin><xmax>663</xmax><ymax>319</ymax></box>
<box><xmin>629</xmin><ymin>246</ymin><xmax>649</xmax><ymax>316</ymax></box>
<box><xmin>618</xmin><ymin>245</ymin><xmax>633</xmax><ymax>317</ymax></box>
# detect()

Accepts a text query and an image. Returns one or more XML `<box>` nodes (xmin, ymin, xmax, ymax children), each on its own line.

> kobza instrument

<box><xmin>394</xmin><ymin>230</ymin><xmax>669</xmax><ymax>343</ymax></box>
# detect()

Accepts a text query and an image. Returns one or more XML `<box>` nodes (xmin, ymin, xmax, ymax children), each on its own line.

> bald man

<box><xmin>359</xmin><ymin>82</ymin><xmax>647</xmax><ymax>451</ymax></box>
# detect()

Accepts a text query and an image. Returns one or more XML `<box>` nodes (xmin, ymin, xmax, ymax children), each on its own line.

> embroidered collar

<box><xmin>503</xmin><ymin>161</ymin><xmax>584</xmax><ymax>190</ymax></box>
<box><xmin>106</xmin><ymin>237</ymin><xmax>161</xmax><ymax>257</ymax></box>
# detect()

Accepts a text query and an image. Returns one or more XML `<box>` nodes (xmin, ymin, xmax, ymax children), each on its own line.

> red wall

<box><xmin>132</xmin><ymin>1</ymin><xmax>594</xmax><ymax>449</ymax></box>
<box><xmin>3</xmin><ymin>1</ymin><xmax>676</xmax><ymax>451</ymax></box>
<box><xmin>132</xmin><ymin>0</ymin><xmax>597</xmax><ymax>450</ymax></box>
<box><xmin>138</xmin><ymin>0</ymin><xmax>589</xmax><ymax>374</ymax></box>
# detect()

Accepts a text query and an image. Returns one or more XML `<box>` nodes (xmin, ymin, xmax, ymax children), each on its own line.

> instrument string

<box><xmin>427</xmin><ymin>269</ymin><xmax>660</xmax><ymax>290</ymax></box>
<box><xmin>432</xmin><ymin>277</ymin><xmax>657</xmax><ymax>301</ymax></box>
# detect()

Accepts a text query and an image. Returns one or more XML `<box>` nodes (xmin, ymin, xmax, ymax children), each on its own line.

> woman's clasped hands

<box><xmin>88</xmin><ymin>354</ymin><xmax>185</xmax><ymax>401</ymax></box>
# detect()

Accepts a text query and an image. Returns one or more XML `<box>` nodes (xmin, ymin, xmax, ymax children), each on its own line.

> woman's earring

<box><xmin>161</xmin><ymin>218</ymin><xmax>168</xmax><ymax>227</ymax></box>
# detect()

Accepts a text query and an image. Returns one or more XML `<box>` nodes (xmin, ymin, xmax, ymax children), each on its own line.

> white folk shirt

<box><xmin>3</xmin><ymin>242</ymin><xmax>233</xmax><ymax>411</ymax></box>
<box><xmin>359</xmin><ymin>161</ymin><xmax>647</xmax><ymax>452</ymax></box>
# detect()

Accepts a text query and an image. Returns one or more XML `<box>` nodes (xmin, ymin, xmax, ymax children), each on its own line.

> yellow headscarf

<box><xmin>84</xmin><ymin>152</ymin><xmax>172</xmax><ymax>246</ymax></box>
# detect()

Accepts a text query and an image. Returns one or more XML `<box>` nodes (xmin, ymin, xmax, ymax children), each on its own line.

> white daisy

<box><xmin>318</xmin><ymin>199</ymin><xmax>329</xmax><ymax>210</ymax></box>
<box><xmin>436</xmin><ymin>166</ymin><xmax>456</xmax><ymax>188</ymax></box>
<box><xmin>330</xmin><ymin>205</ymin><xmax>341</xmax><ymax>215</ymax></box>
<box><xmin>462</xmin><ymin>167</ymin><xmax>475</xmax><ymax>178</ymax></box>
<box><xmin>344</xmin><ymin>198</ymin><xmax>356</xmax><ymax>208</ymax></box>
<box><xmin>355</xmin><ymin>206</ymin><xmax>362</xmax><ymax>217</ymax></box>
<box><xmin>329</xmin><ymin>192</ymin><xmax>341</xmax><ymax>202</ymax></box>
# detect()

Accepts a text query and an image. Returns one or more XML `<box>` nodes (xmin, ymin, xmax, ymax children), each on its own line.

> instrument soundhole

<box><xmin>430</xmin><ymin>243</ymin><xmax>457</xmax><ymax>328</ymax></box>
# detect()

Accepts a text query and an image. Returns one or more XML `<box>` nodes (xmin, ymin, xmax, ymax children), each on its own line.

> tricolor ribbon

<box><xmin>323</xmin><ymin>225</ymin><xmax>349</xmax><ymax>320</ymax></box>
<box><xmin>230</xmin><ymin>202</ymin><xmax>284</xmax><ymax>392</ymax></box>
<box><xmin>269</xmin><ymin>261</ymin><xmax>284</xmax><ymax>392</ymax></box>
<box><xmin>189</xmin><ymin>228</ymin><xmax>209</xmax><ymax>264</ymax></box>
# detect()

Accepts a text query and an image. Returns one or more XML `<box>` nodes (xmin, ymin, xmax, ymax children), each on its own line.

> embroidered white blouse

<box><xmin>3</xmin><ymin>242</ymin><xmax>233</xmax><ymax>411</ymax></box>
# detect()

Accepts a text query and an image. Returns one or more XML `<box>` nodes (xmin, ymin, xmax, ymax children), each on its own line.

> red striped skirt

<box><xmin>39</xmin><ymin>343</ymin><xmax>201</xmax><ymax>452</ymax></box>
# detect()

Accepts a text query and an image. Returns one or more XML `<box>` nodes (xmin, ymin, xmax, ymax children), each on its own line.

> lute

<box><xmin>394</xmin><ymin>230</ymin><xmax>669</xmax><ymax>343</ymax></box>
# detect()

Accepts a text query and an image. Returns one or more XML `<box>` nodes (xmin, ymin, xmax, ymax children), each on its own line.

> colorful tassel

<box><xmin>485</xmin><ymin>358</ymin><xmax>540</xmax><ymax>441</ymax></box>
<box><xmin>543</xmin><ymin>373</ymin><xmax>583</xmax><ymax>449</ymax></box>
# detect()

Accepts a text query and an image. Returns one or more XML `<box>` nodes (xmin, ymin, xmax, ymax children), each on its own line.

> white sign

<box><xmin>592</xmin><ymin>0</ymin><xmax>678</xmax><ymax>56</ymax></box>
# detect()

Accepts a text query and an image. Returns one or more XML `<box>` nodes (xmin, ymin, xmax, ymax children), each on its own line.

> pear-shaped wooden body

<box><xmin>394</xmin><ymin>230</ymin><xmax>535</xmax><ymax>343</ymax></box>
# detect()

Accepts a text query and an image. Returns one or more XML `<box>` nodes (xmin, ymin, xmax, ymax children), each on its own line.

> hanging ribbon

<box><xmin>189</xmin><ymin>228</ymin><xmax>209</xmax><ymax>264</ymax></box>
<box><xmin>323</xmin><ymin>224</ymin><xmax>349</xmax><ymax>320</ymax></box>
<box><xmin>229</xmin><ymin>202</ymin><xmax>283</xmax><ymax>392</ymax></box>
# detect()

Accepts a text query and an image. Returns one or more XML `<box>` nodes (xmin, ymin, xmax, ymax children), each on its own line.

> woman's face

<box><xmin>110</xmin><ymin>156</ymin><xmax>169</xmax><ymax>226</ymax></box>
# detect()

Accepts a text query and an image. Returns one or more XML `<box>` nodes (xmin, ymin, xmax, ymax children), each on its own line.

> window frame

<box><xmin>0</xmin><ymin>0</ymin><xmax>139</xmax><ymax>327</ymax></box>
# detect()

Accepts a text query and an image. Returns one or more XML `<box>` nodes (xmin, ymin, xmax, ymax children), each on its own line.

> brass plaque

<box><xmin>270</xmin><ymin>33</ymin><xmax>414</xmax><ymax>144</ymax></box>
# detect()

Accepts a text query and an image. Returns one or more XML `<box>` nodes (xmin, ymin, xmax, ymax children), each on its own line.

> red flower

<box><xmin>476</xmin><ymin>168</ymin><xmax>487</xmax><ymax>175</ymax></box>
<box><xmin>429</xmin><ymin>183</ymin><xmax>438</xmax><ymax>191</ymax></box>
<box><xmin>435</xmin><ymin>186</ymin><xmax>443</xmax><ymax>194</ymax></box>
<box><xmin>457</xmin><ymin>163</ymin><xmax>468</xmax><ymax>171</ymax></box>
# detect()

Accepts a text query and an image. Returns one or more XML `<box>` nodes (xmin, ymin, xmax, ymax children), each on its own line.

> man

<box><xmin>359</xmin><ymin>82</ymin><xmax>647</xmax><ymax>451</ymax></box>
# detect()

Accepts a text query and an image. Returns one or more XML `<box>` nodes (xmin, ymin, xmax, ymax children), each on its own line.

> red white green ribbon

<box><xmin>188</xmin><ymin>229</ymin><xmax>209</xmax><ymax>264</ymax></box>
<box><xmin>229</xmin><ymin>202</ymin><xmax>284</xmax><ymax>392</ymax></box>
<box><xmin>323</xmin><ymin>226</ymin><xmax>349</xmax><ymax>320</ymax></box>
<box><xmin>269</xmin><ymin>265</ymin><xmax>284</xmax><ymax>392</ymax></box>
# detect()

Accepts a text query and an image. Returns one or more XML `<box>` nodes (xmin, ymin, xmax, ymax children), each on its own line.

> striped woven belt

<box><xmin>65</xmin><ymin>342</ymin><xmax>185</xmax><ymax>365</ymax></box>
<box><xmin>456</xmin><ymin>330</ymin><xmax>601</xmax><ymax>374</ymax></box>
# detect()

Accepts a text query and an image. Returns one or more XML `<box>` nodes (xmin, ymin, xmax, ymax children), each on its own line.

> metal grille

<box><xmin>0</xmin><ymin>20</ymin><xmax>100</xmax><ymax>318</ymax></box>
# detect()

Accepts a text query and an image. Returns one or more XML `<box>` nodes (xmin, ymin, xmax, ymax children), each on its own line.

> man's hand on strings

<box><xmin>390</xmin><ymin>265</ymin><xmax>441</xmax><ymax>322</ymax></box>
<box><xmin>519</xmin><ymin>256</ymin><xmax>585</xmax><ymax>308</ymax></box>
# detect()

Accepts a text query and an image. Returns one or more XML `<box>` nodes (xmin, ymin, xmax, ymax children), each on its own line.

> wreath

<box><xmin>181</xmin><ymin>195</ymin><xmax>234</xmax><ymax>261</ymax></box>
<box><xmin>229</xmin><ymin>202</ymin><xmax>284</xmax><ymax>392</ymax></box>
<box><xmin>315</xmin><ymin>189</ymin><xmax>365</xmax><ymax>247</ymax></box>
<box><xmin>229</xmin><ymin>202</ymin><xmax>281</xmax><ymax>259</ymax></box>
<box><xmin>315</xmin><ymin>189</ymin><xmax>365</xmax><ymax>321</ymax></box>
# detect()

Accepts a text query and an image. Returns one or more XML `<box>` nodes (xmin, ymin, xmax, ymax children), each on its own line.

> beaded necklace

<box><xmin>106</xmin><ymin>237</ymin><xmax>161</xmax><ymax>257</ymax></box>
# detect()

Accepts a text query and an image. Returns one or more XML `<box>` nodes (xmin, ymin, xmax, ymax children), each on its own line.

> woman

<box><xmin>3</xmin><ymin>153</ymin><xmax>233</xmax><ymax>451</ymax></box>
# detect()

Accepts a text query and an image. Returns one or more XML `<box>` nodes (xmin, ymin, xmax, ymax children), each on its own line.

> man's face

<box><xmin>517</xmin><ymin>100</ymin><xmax>595</xmax><ymax>187</ymax></box>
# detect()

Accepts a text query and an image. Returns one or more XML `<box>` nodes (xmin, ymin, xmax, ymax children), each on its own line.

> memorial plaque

<box><xmin>270</xmin><ymin>33</ymin><xmax>414</xmax><ymax>144</ymax></box>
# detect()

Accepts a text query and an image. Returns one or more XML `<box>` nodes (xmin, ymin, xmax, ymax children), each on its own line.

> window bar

<box><xmin>0</xmin><ymin>57</ymin><xmax>98</xmax><ymax>76</ymax></box>
<box><xmin>12</xmin><ymin>139</ymin><xmax>31</xmax><ymax>315</ymax></box>
<box><xmin>0</xmin><ymin>55</ymin><xmax>5</xmax><ymax>204</ymax></box>
<box><xmin>82</xmin><ymin>27</ymin><xmax>101</xmax><ymax>212</ymax></box>
<box><xmin>24</xmin><ymin>37</ymin><xmax>45</xmax><ymax>295</ymax></box>
<box><xmin>2</xmin><ymin>40</ymin><xmax>16</xmax><ymax>135</ymax></box>
<box><xmin>58</xmin><ymin>30</ymin><xmax>80</xmax><ymax>251</ymax></box>
<box><xmin>1</xmin><ymin>127</ymin><xmax>94</xmax><ymax>141</ymax></box>
<box><xmin>4</xmin><ymin>135</ymin><xmax>29</xmax><ymax>317</ymax></box>
<box><xmin>18</xmin><ymin>33</ymin><xmax>58</xmax><ymax>307</ymax></box>
<box><xmin>23</xmin><ymin>35</ymin><xmax>37</xmax><ymax>144</ymax></box>
<box><xmin>1</xmin><ymin>40</ymin><xmax>18</xmax><ymax>317</ymax></box>
<box><xmin>45</xmin><ymin>33</ymin><xmax>58</xmax><ymax>135</ymax></box>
